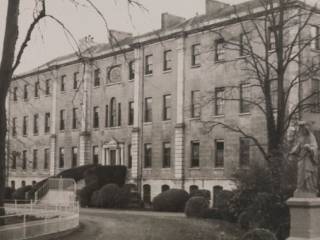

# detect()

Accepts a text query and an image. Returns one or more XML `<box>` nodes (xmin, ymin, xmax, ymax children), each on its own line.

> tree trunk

<box><xmin>0</xmin><ymin>0</ymin><xmax>20</xmax><ymax>221</ymax></box>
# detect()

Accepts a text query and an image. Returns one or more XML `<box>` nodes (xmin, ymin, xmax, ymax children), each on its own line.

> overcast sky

<box><xmin>0</xmin><ymin>0</ymin><xmax>316</xmax><ymax>74</ymax></box>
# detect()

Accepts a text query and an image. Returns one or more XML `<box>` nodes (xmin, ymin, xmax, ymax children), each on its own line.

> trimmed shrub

<box><xmin>90</xmin><ymin>190</ymin><xmax>100</xmax><ymax>207</ymax></box>
<box><xmin>12</xmin><ymin>186</ymin><xmax>33</xmax><ymax>200</ymax></box>
<box><xmin>214</xmin><ymin>190</ymin><xmax>234</xmax><ymax>209</ymax></box>
<box><xmin>78</xmin><ymin>181</ymin><xmax>100</xmax><ymax>207</ymax></box>
<box><xmin>190</xmin><ymin>189</ymin><xmax>211</xmax><ymax>200</ymax></box>
<box><xmin>4</xmin><ymin>187</ymin><xmax>14</xmax><ymax>200</ymax></box>
<box><xmin>84</xmin><ymin>165</ymin><xmax>127</xmax><ymax>187</ymax></box>
<box><xmin>153</xmin><ymin>189</ymin><xmax>189</xmax><ymax>212</ymax></box>
<box><xmin>95</xmin><ymin>183</ymin><xmax>130</xmax><ymax>208</ymax></box>
<box><xmin>185</xmin><ymin>196</ymin><xmax>209</xmax><ymax>218</ymax></box>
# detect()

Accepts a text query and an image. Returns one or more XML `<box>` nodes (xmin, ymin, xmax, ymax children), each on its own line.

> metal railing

<box><xmin>0</xmin><ymin>200</ymin><xmax>79</xmax><ymax>240</ymax></box>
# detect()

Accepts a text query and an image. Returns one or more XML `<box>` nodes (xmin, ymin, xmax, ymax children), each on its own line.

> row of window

<box><xmin>12</xmin><ymin>85</ymin><xmax>253</xmax><ymax>137</ymax></box>
<box><xmin>11</xmin><ymin>149</ymin><xmax>50</xmax><ymax>170</ymax></box>
<box><xmin>11</xmin><ymin>137</ymin><xmax>250</xmax><ymax>172</ymax></box>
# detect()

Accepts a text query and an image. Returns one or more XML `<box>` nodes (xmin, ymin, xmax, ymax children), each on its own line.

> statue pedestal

<box><xmin>287</xmin><ymin>198</ymin><xmax>320</xmax><ymax>240</ymax></box>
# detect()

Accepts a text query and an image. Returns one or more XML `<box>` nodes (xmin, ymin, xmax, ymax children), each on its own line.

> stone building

<box><xmin>7</xmin><ymin>0</ymin><xmax>320</xmax><ymax>202</ymax></box>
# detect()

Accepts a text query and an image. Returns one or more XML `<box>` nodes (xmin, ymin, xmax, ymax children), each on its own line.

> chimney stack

<box><xmin>109</xmin><ymin>30</ymin><xmax>132</xmax><ymax>45</ymax></box>
<box><xmin>205</xmin><ymin>0</ymin><xmax>230</xmax><ymax>16</ymax></box>
<box><xmin>161</xmin><ymin>13</ymin><xmax>186</xmax><ymax>30</ymax></box>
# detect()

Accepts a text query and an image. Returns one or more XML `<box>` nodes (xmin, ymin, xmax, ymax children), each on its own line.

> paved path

<box><xmin>56</xmin><ymin>208</ymin><xmax>242</xmax><ymax>240</ymax></box>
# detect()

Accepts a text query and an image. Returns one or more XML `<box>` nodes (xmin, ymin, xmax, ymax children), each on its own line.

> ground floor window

<box><xmin>161</xmin><ymin>185</ymin><xmax>170</xmax><ymax>192</ymax></box>
<box><xmin>213</xmin><ymin>186</ymin><xmax>223</xmax><ymax>208</ymax></box>
<box><xmin>189</xmin><ymin>185</ymin><xmax>198</xmax><ymax>194</ymax></box>
<box><xmin>143</xmin><ymin>184</ymin><xmax>151</xmax><ymax>203</ymax></box>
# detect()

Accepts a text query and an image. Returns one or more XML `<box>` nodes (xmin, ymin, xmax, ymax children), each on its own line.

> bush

<box><xmin>190</xmin><ymin>189</ymin><xmax>211</xmax><ymax>200</ymax></box>
<box><xmin>230</xmin><ymin>164</ymin><xmax>292</xmax><ymax>240</ymax></box>
<box><xmin>153</xmin><ymin>189</ymin><xmax>189</xmax><ymax>212</ymax></box>
<box><xmin>90</xmin><ymin>190</ymin><xmax>100</xmax><ymax>207</ymax></box>
<box><xmin>185</xmin><ymin>196</ymin><xmax>209</xmax><ymax>218</ymax></box>
<box><xmin>84</xmin><ymin>165</ymin><xmax>127</xmax><ymax>187</ymax></box>
<box><xmin>4</xmin><ymin>187</ymin><xmax>14</xmax><ymax>200</ymax></box>
<box><xmin>95</xmin><ymin>183</ymin><xmax>130</xmax><ymax>208</ymax></box>
<box><xmin>214</xmin><ymin>190</ymin><xmax>234</xmax><ymax>209</ymax></box>
<box><xmin>12</xmin><ymin>186</ymin><xmax>33</xmax><ymax>200</ymax></box>
<box><xmin>78</xmin><ymin>182</ymin><xmax>100</xmax><ymax>207</ymax></box>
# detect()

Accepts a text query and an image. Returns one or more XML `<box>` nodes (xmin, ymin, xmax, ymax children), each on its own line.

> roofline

<box><xmin>13</xmin><ymin>0</ymin><xmax>318</xmax><ymax>80</ymax></box>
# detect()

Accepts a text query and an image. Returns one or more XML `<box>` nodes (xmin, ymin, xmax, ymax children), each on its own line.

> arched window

<box><xmin>143</xmin><ymin>184</ymin><xmax>151</xmax><ymax>203</ymax></box>
<box><xmin>161</xmin><ymin>185</ymin><xmax>170</xmax><ymax>192</ymax></box>
<box><xmin>110</xmin><ymin>98</ymin><xmax>117</xmax><ymax>127</ymax></box>
<box><xmin>21</xmin><ymin>180</ymin><xmax>26</xmax><ymax>187</ymax></box>
<box><xmin>213</xmin><ymin>186</ymin><xmax>223</xmax><ymax>208</ymax></box>
<box><xmin>189</xmin><ymin>185</ymin><xmax>198</xmax><ymax>194</ymax></box>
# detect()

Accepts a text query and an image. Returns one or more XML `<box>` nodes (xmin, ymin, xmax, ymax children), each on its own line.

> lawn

<box><xmin>62</xmin><ymin>209</ymin><xmax>243</xmax><ymax>240</ymax></box>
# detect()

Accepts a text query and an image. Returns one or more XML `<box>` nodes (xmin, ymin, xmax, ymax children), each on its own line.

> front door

<box><xmin>110</xmin><ymin>149</ymin><xmax>116</xmax><ymax>166</ymax></box>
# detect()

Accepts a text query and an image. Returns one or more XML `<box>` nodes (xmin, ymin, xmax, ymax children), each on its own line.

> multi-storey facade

<box><xmin>7</xmin><ymin>0</ymin><xmax>320</xmax><ymax>202</ymax></box>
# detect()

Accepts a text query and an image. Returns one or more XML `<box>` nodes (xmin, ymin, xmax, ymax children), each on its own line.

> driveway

<box><xmin>57</xmin><ymin>208</ymin><xmax>242</xmax><ymax>240</ymax></box>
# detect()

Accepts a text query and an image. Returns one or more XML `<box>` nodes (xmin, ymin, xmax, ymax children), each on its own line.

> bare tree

<box><xmin>202</xmin><ymin>0</ymin><xmax>320</xmax><ymax>193</ymax></box>
<box><xmin>0</xmin><ymin>0</ymin><xmax>140</xmax><ymax>219</ymax></box>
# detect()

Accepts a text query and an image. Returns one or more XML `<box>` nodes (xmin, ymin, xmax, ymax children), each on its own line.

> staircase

<box><xmin>35</xmin><ymin>178</ymin><xmax>77</xmax><ymax>206</ymax></box>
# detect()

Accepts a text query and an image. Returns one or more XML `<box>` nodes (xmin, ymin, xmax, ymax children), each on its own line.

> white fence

<box><xmin>0</xmin><ymin>201</ymin><xmax>79</xmax><ymax>240</ymax></box>
<box><xmin>0</xmin><ymin>178</ymin><xmax>79</xmax><ymax>240</ymax></box>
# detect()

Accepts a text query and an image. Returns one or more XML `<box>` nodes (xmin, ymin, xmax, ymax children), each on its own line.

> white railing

<box><xmin>34</xmin><ymin>178</ymin><xmax>77</xmax><ymax>202</ymax></box>
<box><xmin>0</xmin><ymin>200</ymin><xmax>79</xmax><ymax>240</ymax></box>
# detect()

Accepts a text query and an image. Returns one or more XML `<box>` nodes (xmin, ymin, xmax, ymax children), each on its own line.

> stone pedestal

<box><xmin>287</xmin><ymin>198</ymin><xmax>320</xmax><ymax>240</ymax></box>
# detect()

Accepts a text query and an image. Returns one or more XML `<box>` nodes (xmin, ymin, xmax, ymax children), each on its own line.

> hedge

<box><xmin>190</xmin><ymin>189</ymin><xmax>211</xmax><ymax>200</ymax></box>
<box><xmin>92</xmin><ymin>183</ymin><xmax>131</xmax><ymax>208</ymax></box>
<box><xmin>78</xmin><ymin>181</ymin><xmax>100</xmax><ymax>207</ymax></box>
<box><xmin>153</xmin><ymin>189</ymin><xmax>189</xmax><ymax>212</ymax></box>
<box><xmin>185</xmin><ymin>196</ymin><xmax>209</xmax><ymax>218</ymax></box>
<box><xmin>12</xmin><ymin>186</ymin><xmax>33</xmax><ymax>200</ymax></box>
<box><xmin>84</xmin><ymin>165</ymin><xmax>127</xmax><ymax>187</ymax></box>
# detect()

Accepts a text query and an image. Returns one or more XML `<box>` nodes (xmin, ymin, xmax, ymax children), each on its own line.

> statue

<box><xmin>290</xmin><ymin>121</ymin><xmax>319</xmax><ymax>197</ymax></box>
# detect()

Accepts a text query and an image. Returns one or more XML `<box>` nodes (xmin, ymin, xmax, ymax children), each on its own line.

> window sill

<box><xmin>34</xmin><ymin>96</ymin><xmax>40</xmax><ymax>99</ymax></box>
<box><xmin>143</xmin><ymin>122</ymin><xmax>152</xmax><ymax>126</ymax></box>
<box><xmin>92</xmin><ymin>127</ymin><xmax>100</xmax><ymax>131</ymax></box>
<box><xmin>163</xmin><ymin>69</ymin><xmax>172</xmax><ymax>74</ymax></box>
<box><xmin>44</xmin><ymin>94</ymin><xmax>51</xmax><ymax>97</ymax></box>
<box><xmin>161</xmin><ymin>167</ymin><xmax>171</xmax><ymax>170</ymax></box>
<box><xmin>144</xmin><ymin>73</ymin><xmax>153</xmax><ymax>77</ymax></box>
<box><xmin>215</xmin><ymin>59</ymin><xmax>226</xmax><ymax>64</ymax></box>
<box><xmin>189</xmin><ymin>167</ymin><xmax>200</xmax><ymax>170</ymax></box>
<box><xmin>128</xmin><ymin>79</ymin><xmax>134</xmax><ymax>82</ymax></box>
<box><xmin>162</xmin><ymin>119</ymin><xmax>172</xmax><ymax>123</ymax></box>
<box><xmin>93</xmin><ymin>86</ymin><xmax>100</xmax><ymax>89</ymax></box>
<box><xmin>60</xmin><ymin>91</ymin><xmax>66</xmax><ymax>94</ymax></box>
<box><xmin>239</xmin><ymin>112</ymin><xmax>251</xmax><ymax>117</ymax></box>
<box><xmin>189</xmin><ymin>117</ymin><xmax>200</xmax><ymax>121</ymax></box>
<box><xmin>212</xmin><ymin>114</ymin><xmax>224</xmax><ymax>118</ymax></box>
<box><xmin>105</xmin><ymin>82</ymin><xmax>121</xmax><ymax>87</ymax></box>
<box><xmin>213</xmin><ymin>167</ymin><xmax>224</xmax><ymax>170</ymax></box>
<box><xmin>106</xmin><ymin>126</ymin><xmax>122</xmax><ymax>130</ymax></box>
<box><xmin>191</xmin><ymin>64</ymin><xmax>201</xmax><ymax>69</ymax></box>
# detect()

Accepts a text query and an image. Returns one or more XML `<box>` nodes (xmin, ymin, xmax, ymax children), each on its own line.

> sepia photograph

<box><xmin>0</xmin><ymin>0</ymin><xmax>320</xmax><ymax>239</ymax></box>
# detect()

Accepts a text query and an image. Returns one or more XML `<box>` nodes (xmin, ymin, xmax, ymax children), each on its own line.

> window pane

<box><xmin>191</xmin><ymin>142</ymin><xmax>200</xmax><ymax>167</ymax></box>
<box><xmin>215</xmin><ymin>141</ymin><xmax>224</xmax><ymax>167</ymax></box>
<box><xmin>240</xmin><ymin>138</ymin><xmax>250</xmax><ymax>167</ymax></box>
